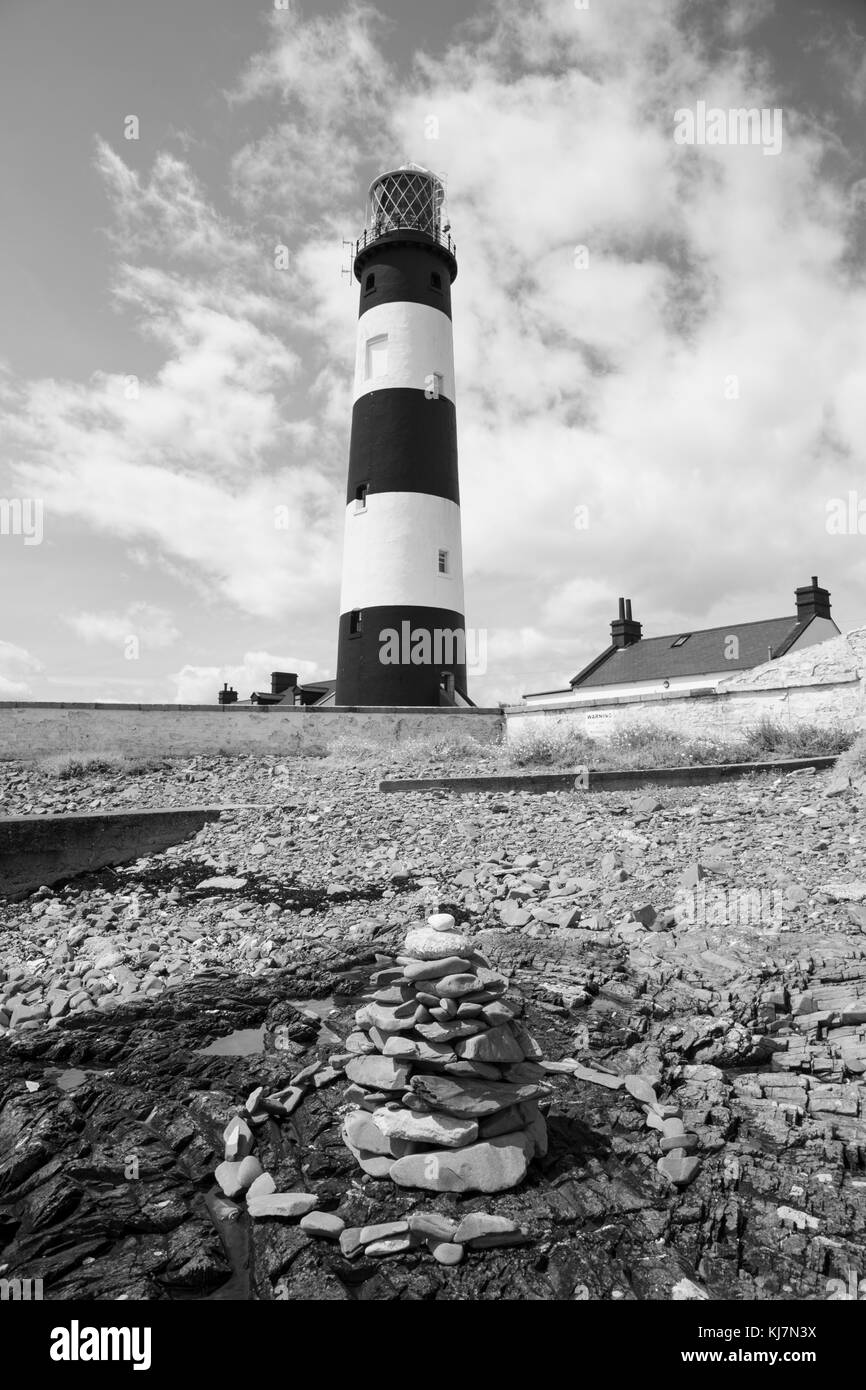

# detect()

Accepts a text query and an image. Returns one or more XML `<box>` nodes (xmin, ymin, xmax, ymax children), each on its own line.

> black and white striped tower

<box><xmin>336</xmin><ymin>164</ymin><xmax>467</xmax><ymax>706</ymax></box>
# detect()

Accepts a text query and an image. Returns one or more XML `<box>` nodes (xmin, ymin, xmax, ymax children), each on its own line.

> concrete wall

<box><xmin>0</xmin><ymin>703</ymin><xmax>504</xmax><ymax>762</ymax></box>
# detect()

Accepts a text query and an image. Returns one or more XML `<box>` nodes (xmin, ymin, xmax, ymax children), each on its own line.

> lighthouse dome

<box><xmin>365</xmin><ymin>164</ymin><xmax>447</xmax><ymax>241</ymax></box>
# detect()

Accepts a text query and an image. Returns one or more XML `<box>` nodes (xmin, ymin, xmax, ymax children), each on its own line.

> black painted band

<box><xmin>336</xmin><ymin>604</ymin><xmax>468</xmax><ymax>706</ymax></box>
<box><xmin>357</xmin><ymin>242</ymin><xmax>454</xmax><ymax>320</ymax></box>
<box><xmin>347</xmin><ymin>389</ymin><xmax>459</xmax><ymax>504</ymax></box>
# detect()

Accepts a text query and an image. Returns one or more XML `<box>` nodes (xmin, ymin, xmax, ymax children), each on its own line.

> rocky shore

<box><xmin>1</xmin><ymin>753</ymin><xmax>865</xmax><ymax>1300</ymax></box>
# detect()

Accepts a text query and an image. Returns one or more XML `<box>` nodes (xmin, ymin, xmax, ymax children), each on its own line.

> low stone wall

<box><xmin>0</xmin><ymin>703</ymin><xmax>504</xmax><ymax>761</ymax></box>
<box><xmin>506</xmin><ymin>678</ymin><xmax>863</xmax><ymax>747</ymax></box>
<box><xmin>508</xmin><ymin>626</ymin><xmax>866</xmax><ymax>749</ymax></box>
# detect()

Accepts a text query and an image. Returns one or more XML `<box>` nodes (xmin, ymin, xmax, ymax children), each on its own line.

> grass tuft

<box><xmin>506</xmin><ymin>718</ymin><xmax>854</xmax><ymax>771</ymax></box>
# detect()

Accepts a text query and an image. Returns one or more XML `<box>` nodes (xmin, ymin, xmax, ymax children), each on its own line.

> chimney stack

<box><xmin>610</xmin><ymin>596</ymin><xmax>642</xmax><ymax>649</ymax></box>
<box><xmin>218</xmin><ymin>683</ymin><xmax>238</xmax><ymax>706</ymax></box>
<box><xmin>795</xmin><ymin>576</ymin><xmax>831</xmax><ymax>623</ymax></box>
<box><xmin>271</xmin><ymin>671</ymin><xmax>297</xmax><ymax>697</ymax></box>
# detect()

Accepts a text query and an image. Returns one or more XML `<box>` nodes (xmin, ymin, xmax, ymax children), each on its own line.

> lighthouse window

<box><xmin>430</xmin><ymin>272</ymin><xmax>442</xmax><ymax>291</ymax></box>
<box><xmin>349</xmin><ymin>609</ymin><xmax>363</xmax><ymax>636</ymax></box>
<box><xmin>364</xmin><ymin>273</ymin><xmax>375</xmax><ymax>293</ymax></box>
<box><xmin>438</xmin><ymin>549</ymin><xmax>449</xmax><ymax>574</ymax></box>
<box><xmin>354</xmin><ymin>482</ymin><xmax>369</xmax><ymax>512</ymax></box>
<box><xmin>365</xmin><ymin>333</ymin><xmax>388</xmax><ymax>380</ymax></box>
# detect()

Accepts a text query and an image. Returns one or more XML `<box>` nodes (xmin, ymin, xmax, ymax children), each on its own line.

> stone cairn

<box><xmin>340</xmin><ymin>913</ymin><xmax>549</xmax><ymax>1195</ymax></box>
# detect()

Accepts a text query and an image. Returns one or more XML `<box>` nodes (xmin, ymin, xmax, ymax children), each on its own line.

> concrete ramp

<box><xmin>379</xmin><ymin>755</ymin><xmax>838</xmax><ymax>796</ymax></box>
<box><xmin>0</xmin><ymin>806</ymin><xmax>228</xmax><ymax>900</ymax></box>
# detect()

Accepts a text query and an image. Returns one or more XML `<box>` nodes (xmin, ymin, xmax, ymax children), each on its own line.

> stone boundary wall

<box><xmin>0</xmin><ymin>703</ymin><xmax>505</xmax><ymax>761</ymax></box>
<box><xmin>505</xmin><ymin>678</ymin><xmax>864</xmax><ymax>746</ymax></box>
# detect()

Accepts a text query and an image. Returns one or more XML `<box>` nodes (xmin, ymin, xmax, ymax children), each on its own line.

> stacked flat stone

<box><xmin>340</xmin><ymin>914</ymin><xmax>548</xmax><ymax>1193</ymax></box>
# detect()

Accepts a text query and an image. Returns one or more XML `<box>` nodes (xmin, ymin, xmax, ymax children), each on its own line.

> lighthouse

<box><xmin>336</xmin><ymin>164</ymin><xmax>467</xmax><ymax>706</ymax></box>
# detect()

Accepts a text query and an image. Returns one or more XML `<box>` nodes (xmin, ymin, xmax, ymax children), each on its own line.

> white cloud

<box><xmin>0</xmin><ymin>641</ymin><xmax>42</xmax><ymax>697</ymax></box>
<box><xmin>65</xmin><ymin>603</ymin><xmax>180</xmax><ymax>650</ymax></box>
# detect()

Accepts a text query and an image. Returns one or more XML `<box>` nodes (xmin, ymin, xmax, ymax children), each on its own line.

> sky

<box><xmin>1</xmin><ymin>0</ymin><xmax>865</xmax><ymax>706</ymax></box>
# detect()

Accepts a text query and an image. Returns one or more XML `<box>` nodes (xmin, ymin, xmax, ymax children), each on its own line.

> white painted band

<box><xmin>339</xmin><ymin>491</ymin><xmax>464</xmax><ymax>612</ymax></box>
<box><xmin>353</xmin><ymin>301</ymin><xmax>455</xmax><ymax>406</ymax></box>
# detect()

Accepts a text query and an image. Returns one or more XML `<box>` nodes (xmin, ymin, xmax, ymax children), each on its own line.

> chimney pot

<box><xmin>610</xmin><ymin>597</ymin><xmax>642</xmax><ymax>649</ymax></box>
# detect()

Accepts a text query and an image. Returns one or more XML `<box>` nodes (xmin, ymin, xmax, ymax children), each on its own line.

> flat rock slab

<box><xmin>0</xmin><ymin>805</ymin><xmax>229</xmax><ymax>899</ymax></box>
<box><xmin>246</xmin><ymin>1192</ymin><xmax>319</xmax><ymax>1220</ymax></box>
<box><xmin>390</xmin><ymin>1132</ymin><xmax>532</xmax><ymax>1193</ymax></box>
<box><xmin>455</xmin><ymin>1024</ymin><xmax>525</xmax><ymax>1064</ymax></box>
<box><xmin>404</xmin><ymin>928</ymin><xmax>472</xmax><ymax>960</ymax></box>
<box><xmin>410</xmin><ymin>1074</ymin><xmax>546</xmax><ymax>1117</ymax></box>
<box><xmin>372</xmin><ymin>1106</ymin><xmax>479</xmax><ymax>1148</ymax></box>
<box><xmin>344</xmin><ymin>1056</ymin><xmax>410</xmax><ymax>1092</ymax></box>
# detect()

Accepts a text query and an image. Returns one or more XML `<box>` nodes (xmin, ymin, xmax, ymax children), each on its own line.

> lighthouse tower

<box><xmin>336</xmin><ymin>164</ymin><xmax>467</xmax><ymax>706</ymax></box>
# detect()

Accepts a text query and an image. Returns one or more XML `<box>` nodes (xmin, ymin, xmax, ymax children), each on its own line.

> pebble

<box><xmin>246</xmin><ymin>1171</ymin><xmax>276</xmax><ymax>1198</ymax></box>
<box><xmin>455</xmin><ymin>1024</ymin><xmax>525</xmax><ymax>1064</ymax></box>
<box><xmin>572</xmin><ymin>1064</ymin><xmax>625</xmax><ymax>1089</ymax></box>
<box><xmin>214</xmin><ymin>1160</ymin><xmax>246</xmax><ymax>1199</ymax></box>
<box><xmin>432</xmin><ymin>974</ymin><xmax>480</xmax><ymax>998</ymax></box>
<box><xmin>416</xmin><ymin>1019</ymin><xmax>485</xmax><ymax>1042</ymax></box>
<box><xmin>428</xmin><ymin>913</ymin><xmax>457</xmax><ymax>932</ymax></box>
<box><xmin>407</xmin><ymin>1212</ymin><xmax>459</xmax><ymax>1240</ymax></box>
<box><xmin>300</xmin><ymin>1211</ymin><xmax>345</xmax><ymax>1239</ymax></box>
<box><xmin>660</xmin><ymin>1133</ymin><xmax>699</xmax><ymax>1154</ymax></box>
<box><xmin>223</xmin><ymin>1116</ymin><xmax>253</xmax><ymax>1161</ymax></box>
<box><xmin>343</xmin><ymin>1110</ymin><xmax>395</xmax><ymax>1156</ymax></box>
<box><xmin>339</xmin><ymin>1227</ymin><xmax>366</xmax><ymax>1258</ymax></box>
<box><xmin>365</xmin><ymin>1236</ymin><xmax>415</xmax><ymax>1256</ymax></box>
<box><xmin>235</xmin><ymin>1155</ymin><xmax>263</xmax><ymax>1189</ymax></box>
<box><xmin>429</xmin><ymin>1240</ymin><xmax>464</xmax><ymax>1265</ymax></box>
<box><xmin>657</xmin><ymin>1155</ymin><xmax>701</xmax><ymax>1187</ymax></box>
<box><xmin>382</xmin><ymin>1035</ymin><xmax>455</xmax><ymax>1063</ymax></box>
<box><xmin>624</xmin><ymin>1075</ymin><xmax>657</xmax><ymax>1105</ymax></box>
<box><xmin>359</xmin><ymin>1220</ymin><xmax>409</xmax><ymax>1244</ymax></box>
<box><xmin>403</xmin><ymin>957</ymin><xmax>473</xmax><ymax>982</ymax></box>
<box><xmin>246</xmin><ymin>1192</ymin><xmax>319</xmax><ymax>1220</ymax></box>
<box><xmin>344</xmin><ymin>1056</ymin><xmax>411</xmax><ymax>1092</ymax></box>
<box><xmin>452</xmin><ymin>1213</ymin><xmax>521</xmax><ymax>1244</ymax></box>
<box><xmin>403</xmin><ymin>928</ymin><xmax>471</xmax><ymax>960</ymax></box>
